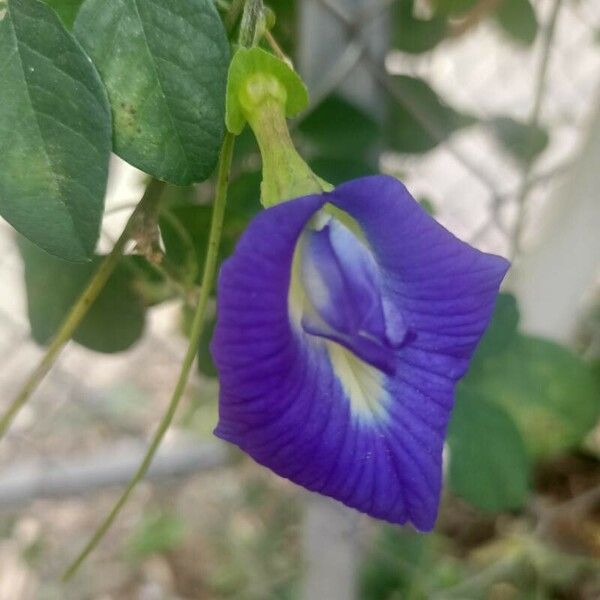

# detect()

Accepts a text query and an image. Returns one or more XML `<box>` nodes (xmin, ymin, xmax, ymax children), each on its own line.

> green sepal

<box><xmin>226</xmin><ymin>46</ymin><xmax>308</xmax><ymax>135</ymax></box>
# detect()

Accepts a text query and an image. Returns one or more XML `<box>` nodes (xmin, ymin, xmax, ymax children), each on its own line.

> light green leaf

<box><xmin>226</xmin><ymin>46</ymin><xmax>308</xmax><ymax>135</ymax></box>
<box><xmin>448</xmin><ymin>390</ymin><xmax>530</xmax><ymax>511</ymax></box>
<box><xmin>466</xmin><ymin>335</ymin><xmax>600</xmax><ymax>459</ymax></box>
<box><xmin>389</xmin><ymin>75</ymin><xmax>475</xmax><ymax>153</ymax></box>
<box><xmin>489</xmin><ymin>116</ymin><xmax>549</xmax><ymax>166</ymax></box>
<box><xmin>0</xmin><ymin>0</ymin><xmax>111</xmax><ymax>261</ymax></box>
<box><xmin>19</xmin><ymin>237</ymin><xmax>146</xmax><ymax>353</ymax></box>
<box><xmin>74</xmin><ymin>0</ymin><xmax>229</xmax><ymax>184</ymax></box>
<box><xmin>495</xmin><ymin>0</ymin><xmax>538</xmax><ymax>46</ymax></box>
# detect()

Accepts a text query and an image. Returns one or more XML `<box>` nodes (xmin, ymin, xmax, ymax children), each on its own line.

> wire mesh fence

<box><xmin>0</xmin><ymin>0</ymin><xmax>599</xmax><ymax>597</ymax></box>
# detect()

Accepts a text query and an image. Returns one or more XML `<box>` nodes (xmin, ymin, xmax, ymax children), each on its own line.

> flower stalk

<box><xmin>63</xmin><ymin>131</ymin><xmax>236</xmax><ymax>581</ymax></box>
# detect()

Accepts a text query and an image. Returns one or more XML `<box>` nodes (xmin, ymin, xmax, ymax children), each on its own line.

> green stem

<box><xmin>62</xmin><ymin>132</ymin><xmax>236</xmax><ymax>581</ymax></box>
<box><xmin>0</xmin><ymin>179</ymin><xmax>164</xmax><ymax>442</ymax></box>
<box><xmin>238</xmin><ymin>0</ymin><xmax>264</xmax><ymax>47</ymax></box>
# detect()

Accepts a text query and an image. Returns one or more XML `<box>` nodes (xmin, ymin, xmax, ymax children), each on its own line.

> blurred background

<box><xmin>1</xmin><ymin>0</ymin><xmax>599</xmax><ymax>597</ymax></box>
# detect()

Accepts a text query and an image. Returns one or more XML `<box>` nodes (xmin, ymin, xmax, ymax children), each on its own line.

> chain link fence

<box><xmin>0</xmin><ymin>0</ymin><xmax>599</xmax><ymax>597</ymax></box>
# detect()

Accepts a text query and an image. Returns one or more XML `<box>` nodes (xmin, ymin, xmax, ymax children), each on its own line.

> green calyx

<box><xmin>226</xmin><ymin>47</ymin><xmax>331</xmax><ymax>207</ymax></box>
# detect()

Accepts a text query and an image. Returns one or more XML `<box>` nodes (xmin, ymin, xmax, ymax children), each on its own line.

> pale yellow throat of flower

<box><xmin>287</xmin><ymin>224</ymin><xmax>390</xmax><ymax>424</ymax></box>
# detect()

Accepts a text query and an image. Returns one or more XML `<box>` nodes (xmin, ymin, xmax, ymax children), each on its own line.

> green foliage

<box><xmin>463</xmin><ymin>294</ymin><xmax>600</xmax><ymax>460</ymax></box>
<box><xmin>467</xmin><ymin>335</ymin><xmax>600</xmax><ymax>459</ymax></box>
<box><xmin>448</xmin><ymin>389</ymin><xmax>530</xmax><ymax>511</ymax></box>
<box><xmin>473</xmin><ymin>292</ymin><xmax>519</xmax><ymax>360</ymax></box>
<box><xmin>495</xmin><ymin>0</ymin><xmax>538</xmax><ymax>46</ymax></box>
<box><xmin>393</xmin><ymin>0</ymin><xmax>448</xmax><ymax>54</ymax></box>
<box><xmin>0</xmin><ymin>0</ymin><xmax>111</xmax><ymax>261</ymax></box>
<box><xmin>127</xmin><ymin>511</ymin><xmax>186</xmax><ymax>558</ymax></box>
<box><xmin>490</xmin><ymin>116</ymin><xmax>549</xmax><ymax>166</ymax></box>
<box><xmin>308</xmin><ymin>157</ymin><xmax>376</xmax><ymax>185</ymax></box>
<box><xmin>299</xmin><ymin>95</ymin><xmax>380</xmax><ymax>160</ymax></box>
<box><xmin>74</xmin><ymin>0</ymin><xmax>229</xmax><ymax>185</ymax></box>
<box><xmin>432</xmin><ymin>0</ymin><xmax>478</xmax><ymax>16</ymax></box>
<box><xmin>360</xmin><ymin>528</ymin><xmax>464</xmax><ymax>599</ymax></box>
<box><xmin>42</xmin><ymin>0</ymin><xmax>82</xmax><ymax>27</ymax></box>
<box><xmin>19</xmin><ymin>238</ymin><xmax>146</xmax><ymax>353</ymax></box>
<box><xmin>160</xmin><ymin>171</ymin><xmax>262</xmax><ymax>285</ymax></box>
<box><xmin>361</xmin><ymin>529</ymin><xmax>429</xmax><ymax>599</ymax></box>
<box><xmin>448</xmin><ymin>293</ymin><xmax>600</xmax><ymax>512</ymax></box>
<box><xmin>197</xmin><ymin>314</ymin><xmax>218</xmax><ymax>377</ymax></box>
<box><xmin>388</xmin><ymin>75</ymin><xmax>475</xmax><ymax>153</ymax></box>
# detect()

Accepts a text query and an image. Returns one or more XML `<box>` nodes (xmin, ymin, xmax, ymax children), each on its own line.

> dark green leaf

<box><xmin>0</xmin><ymin>0</ymin><xmax>111</xmax><ymax>261</ymax></box>
<box><xmin>263</xmin><ymin>0</ymin><xmax>296</xmax><ymax>56</ymax></box>
<box><xmin>465</xmin><ymin>335</ymin><xmax>600</xmax><ymax>458</ymax></box>
<box><xmin>388</xmin><ymin>76</ymin><xmax>475</xmax><ymax>153</ymax></box>
<box><xmin>19</xmin><ymin>237</ymin><xmax>146</xmax><ymax>353</ymax></box>
<box><xmin>393</xmin><ymin>0</ymin><xmax>447</xmax><ymax>54</ymax></box>
<box><xmin>308</xmin><ymin>157</ymin><xmax>376</xmax><ymax>186</ymax></box>
<box><xmin>471</xmin><ymin>292</ymin><xmax>519</xmax><ymax>364</ymax></box>
<box><xmin>489</xmin><ymin>116</ymin><xmax>549</xmax><ymax>166</ymax></box>
<box><xmin>299</xmin><ymin>95</ymin><xmax>380</xmax><ymax>159</ymax></box>
<box><xmin>495</xmin><ymin>0</ymin><xmax>538</xmax><ymax>46</ymax></box>
<box><xmin>418</xmin><ymin>196</ymin><xmax>436</xmax><ymax>215</ymax></box>
<box><xmin>448</xmin><ymin>390</ymin><xmax>530</xmax><ymax>511</ymax></box>
<box><xmin>360</xmin><ymin>528</ymin><xmax>429</xmax><ymax>599</ymax></box>
<box><xmin>42</xmin><ymin>0</ymin><xmax>83</xmax><ymax>27</ymax></box>
<box><xmin>432</xmin><ymin>0</ymin><xmax>478</xmax><ymax>16</ymax></box>
<box><xmin>160</xmin><ymin>171</ymin><xmax>261</xmax><ymax>283</ymax></box>
<box><xmin>74</xmin><ymin>0</ymin><xmax>229</xmax><ymax>184</ymax></box>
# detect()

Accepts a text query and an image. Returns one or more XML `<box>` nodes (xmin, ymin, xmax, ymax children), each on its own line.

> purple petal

<box><xmin>211</xmin><ymin>175</ymin><xmax>509</xmax><ymax>530</ymax></box>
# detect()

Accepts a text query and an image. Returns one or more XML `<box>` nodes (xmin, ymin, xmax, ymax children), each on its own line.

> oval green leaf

<box><xmin>19</xmin><ymin>237</ymin><xmax>146</xmax><ymax>353</ymax></box>
<box><xmin>448</xmin><ymin>390</ymin><xmax>530</xmax><ymax>512</ymax></box>
<box><xmin>74</xmin><ymin>0</ymin><xmax>229</xmax><ymax>185</ymax></box>
<box><xmin>0</xmin><ymin>0</ymin><xmax>111</xmax><ymax>261</ymax></box>
<box><xmin>469</xmin><ymin>336</ymin><xmax>600</xmax><ymax>459</ymax></box>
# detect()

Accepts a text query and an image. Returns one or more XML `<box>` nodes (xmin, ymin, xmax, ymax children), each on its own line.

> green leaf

<box><xmin>466</xmin><ymin>335</ymin><xmax>600</xmax><ymax>459</ymax></box>
<box><xmin>472</xmin><ymin>292</ymin><xmax>519</xmax><ymax>364</ymax></box>
<box><xmin>299</xmin><ymin>95</ymin><xmax>380</xmax><ymax>159</ymax></box>
<box><xmin>388</xmin><ymin>76</ymin><xmax>475</xmax><ymax>153</ymax></box>
<box><xmin>432</xmin><ymin>0</ymin><xmax>478</xmax><ymax>16</ymax></box>
<box><xmin>160</xmin><ymin>171</ymin><xmax>261</xmax><ymax>283</ymax></box>
<box><xmin>19</xmin><ymin>237</ymin><xmax>146</xmax><ymax>353</ymax></box>
<box><xmin>42</xmin><ymin>0</ymin><xmax>83</xmax><ymax>27</ymax></box>
<box><xmin>448</xmin><ymin>390</ymin><xmax>530</xmax><ymax>511</ymax></box>
<box><xmin>393</xmin><ymin>0</ymin><xmax>447</xmax><ymax>54</ymax></box>
<box><xmin>489</xmin><ymin>117</ymin><xmax>549</xmax><ymax>166</ymax></box>
<box><xmin>74</xmin><ymin>0</ymin><xmax>229</xmax><ymax>185</ymax></box>
<box><xmin>0</xmin><ymin>0</ymin><xmax>111</xmax><ymax>261</ymax></box>
<box><xmin>494</xmin><ymin>0</ymin><xmax>537</xmax><ymax>46</ymax></box>
<box><xmin>360</xmin><ymin>528</ymin><xmax>430</xmax><ymax>599</ymax></box>
<box><xmin>308</xmin><ymin>157</ymin><xmax>376</xmax><ymax>186</ymax></box>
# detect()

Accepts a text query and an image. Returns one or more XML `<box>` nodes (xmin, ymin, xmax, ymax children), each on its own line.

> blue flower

<box><xmin>211</xmin><ymin>175</ymin><xmax>509</xmax><ymax>531</ymax></box>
